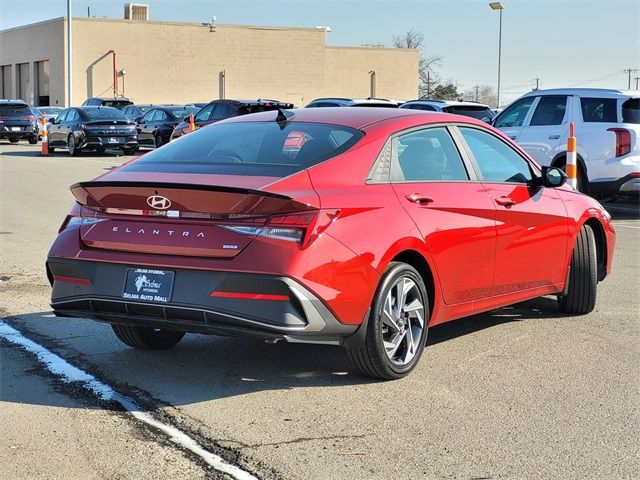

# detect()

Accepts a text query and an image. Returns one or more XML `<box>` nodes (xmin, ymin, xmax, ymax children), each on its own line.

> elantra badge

<box><xmin>147</xmin><ymin>195</ymin><xmax>171</xmax><ymax>210</ymax></box>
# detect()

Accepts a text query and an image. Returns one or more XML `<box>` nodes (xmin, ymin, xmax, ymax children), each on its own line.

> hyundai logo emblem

<box><xmin>147</xmin><ymin>195</ymin><xmax>171</xmax><ymax>210</ymax></box>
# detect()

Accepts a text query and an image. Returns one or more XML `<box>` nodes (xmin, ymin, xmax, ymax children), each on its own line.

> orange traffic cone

<box><xmin>40</xmin><ymin>113</ymin><xmax>49</xmax><ymax>156</ymax></box>
<box><xmin>188</xmin><ymin>114</ymin><xmax>195</xmax><ymax>132</ymax></box>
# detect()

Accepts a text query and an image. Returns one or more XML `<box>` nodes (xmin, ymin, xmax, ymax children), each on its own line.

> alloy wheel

<box><xmin>68</xmin><ymin>135</ymin><xmax>75</xmax><ymax>155</ymax></box>
<box><xmin>381</xmin><ymin>276</ymin><xmax>425</xmax><ymax>366</ymax></box>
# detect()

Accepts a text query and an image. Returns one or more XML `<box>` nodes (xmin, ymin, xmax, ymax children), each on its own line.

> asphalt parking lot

<box><xmin>1</xmin><ymin>142</ymin><xmax>639</xmax><ymax>480</ymax></box>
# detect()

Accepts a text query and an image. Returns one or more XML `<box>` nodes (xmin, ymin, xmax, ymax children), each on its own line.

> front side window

<box><xmin>581</xmin><ymin>97</ymin><xmax>617</xmax><ymax>123</ymax></box>
<box><xmin>211</xmin><ymin>104</ymin><xmax>230</xmax><ymax>120</ymax></box>
<box><xmin>529</xmin><ymin>95</ymin><xmax>568</xmax><ymax>126</ymax></box>
<box><xmin>141</xmin><ymin>110</ymin><xmax>155</xmax><ymax>123</ymax></box>
<box><xmin>460</xmin><ymin>127</ymin><xmax>534</xmax><ymax>183</ymax></box>
<box><xmin>494</xmin><ymin>97</ymin><xmax>535</xmax><ymax>128</ymax></box>
<box><xmin>195</xmin><ymin>104</ymin><xmax>215</xmax><ymax>121</ymax></box>
<box><xmin>395</xmin><ymin>127</ymin><xmax>469</xmax><ymax>182</ymax></box>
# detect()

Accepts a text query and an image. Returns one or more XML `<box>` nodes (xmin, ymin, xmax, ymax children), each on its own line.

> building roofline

<box><xmin>0</xmin><ymin>16</ymin><xmax>65</xmax><ymax>34</ymax></box>
<box><xmin>326</xmin><ymin>45</ymin><xmax>418</xmax><ymax>52</ymax></box>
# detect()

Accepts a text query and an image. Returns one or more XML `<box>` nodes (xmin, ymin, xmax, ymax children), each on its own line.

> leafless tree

<box><xmin>393</xmin><ymin>29</ymin><xmax>442</xmax><ymax>98</ymax></box>
<box><xmin>462</xmin><ymin>84</ymin><xmax>498</xmax><ymax>106</ymax></box>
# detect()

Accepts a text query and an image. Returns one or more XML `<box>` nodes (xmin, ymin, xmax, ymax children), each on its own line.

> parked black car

<box><xmin>170</xmin><ymin>99</ymin><xmax>294</xmax><ymax>140</ymax></box>
<box><xmin>136</xmin><ymin>105</ymin><xmax>199</xmax><ymax>148</ymax></box>
<box><xmin>122</xmin><ymin>104</ymin><xmax>155</xmax><ymax>122</ymax></box>
<box><xmin>0</xmin><ymin>100</ymin><xmax>39</xmax><ymax>144</ymax></box>
<box><xmin>82</xmin><ymin>97</ymin><xmax>133</xmax><ymax>110</ymax></box>
<box><xmin>48</xmin><ymin>106</ymin><xmax>138</xmax><ymax>156</ymax></box>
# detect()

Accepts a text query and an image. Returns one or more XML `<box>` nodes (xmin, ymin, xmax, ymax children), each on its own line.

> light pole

<box><xmin>489</xmin><ymin>2</ymin><xmax>504</xmax><ymax>108</ymax></box>
<box><xmin>67</xmin><ymin>0</ymin><xmax>72</xmax><ymax>106</ymax></box>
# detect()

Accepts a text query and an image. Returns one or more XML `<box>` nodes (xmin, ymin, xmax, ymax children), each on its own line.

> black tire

<box><xmin>9</xmin><ymin>138</ymin><xmax>19</xmax><ymax>143</ymax></box>
<box><xmin>558</xmin><ymin>224</ymin><xmax>597</xmax><ymax>314</ymax></box>
<box><xmin>154</xmin><ymin>132</ymin><xmax>163</xmax><ymax>148</ymax></box>
<box><xmin>48</xmin><ymin>146</ymin><xmax>55</xmax><ymax>153</ymax></box>
<box><xmin>67</xmin><ymin>134</ymin><xmax>78</xmax><ymax>156</ymax></box>
<box><xmin>122</xmin><ymin>146</ymin><xmax>136</xmax><ymax>155</ymax></box>
<box><xmin>112</xmin><ymin>325</ymin><xmax>185</xmax><ymax>350</ymax></box>
<box><xmin>28</xmin><ymin>135</ymin><xmax>38</xmax><ymax>145</ymax></box>
<box><xmin>96</xmin><ymin>146</ymin><xmax>105</xmax><ymax>154</ymax></box>
<box><xmin>345</xmin><ymin>262</ymin><xmax>429</xmax><ymax>380</ymax></box>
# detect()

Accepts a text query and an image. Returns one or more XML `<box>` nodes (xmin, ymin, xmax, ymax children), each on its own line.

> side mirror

<box><xmin>48</xmin><ymin>117</ymin><xmax>55</xmax><ymax>124</ymax></box>
<box><xmin>541</xmin><ymin>166</ymin><xmax>567</xmax><ymax>188</ymax></box>
<box><xmin>134</xmin><ymin>116</ymin><xmax>143</xmax><ymax>123</ymax></box>
<box><xmin>481</xmin><ymin>117</ymin><xmax>493</xmax><ymax>124</ymax></box>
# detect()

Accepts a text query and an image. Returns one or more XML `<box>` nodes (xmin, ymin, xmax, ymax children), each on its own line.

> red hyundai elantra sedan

<box><xmin>47</xmin><ymin>108</ymin><xmax>615</xmax><ymax>379</ymax></box>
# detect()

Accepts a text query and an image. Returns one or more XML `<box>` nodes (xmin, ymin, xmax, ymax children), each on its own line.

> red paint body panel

<box><xmin>48</xmin><ymin>108</ymin><xmax>615</xmax><ymax>334</ymax></box>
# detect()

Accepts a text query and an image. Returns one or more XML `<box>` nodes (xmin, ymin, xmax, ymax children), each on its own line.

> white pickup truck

<box><xmin>493</xmin><ymin>88</ymin><xmax>640</xmax><ymax>197</ymax></box>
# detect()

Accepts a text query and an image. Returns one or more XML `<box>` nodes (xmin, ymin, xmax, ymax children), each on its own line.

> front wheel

<box><xmin>346</xmin><ymin>262</ymin><xmax>429</xmax><ymax>380</ymax></box>
<box><xmin>112</xmin><ymin>325</ymin><xmax>186</xmax><ymax>350</ymax></box>
<box><xmin>558</xmin><ymin>224</ymin><xmax>597</xmax><ymax>314</ymax></box>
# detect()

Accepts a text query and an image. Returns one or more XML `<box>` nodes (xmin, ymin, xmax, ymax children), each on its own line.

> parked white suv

<box><xmin>493</xmin><ymin>88</ymin><xmax>640</xmax><ymax>196</ymax></box>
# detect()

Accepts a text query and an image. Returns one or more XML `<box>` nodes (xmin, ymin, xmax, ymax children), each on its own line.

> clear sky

<box><xmin>1</xmin><ymin>0</ymin><xmax>638</xmax><ymax>103</ymax></box>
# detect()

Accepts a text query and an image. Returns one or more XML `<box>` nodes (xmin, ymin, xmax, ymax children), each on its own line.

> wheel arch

<box><xmin>582</xmin><ymin>218</ymin><xmax>607</xmax><ymax>281</ymax></box>
<box><xmin>390</xmin><ymin>249</ymin><xmax>437</xmax><ymax>320</ymax></box>
<box><xmin>551</xmin><ymin>151</ymin><xmax>588</xmax><ymax>176</ymax></box>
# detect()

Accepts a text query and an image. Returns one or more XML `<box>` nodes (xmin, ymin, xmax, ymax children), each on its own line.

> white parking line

<box><xmin>0</xmin><ymin>320</ymin><xmax>258</xmax><ymax>480</ymax></box>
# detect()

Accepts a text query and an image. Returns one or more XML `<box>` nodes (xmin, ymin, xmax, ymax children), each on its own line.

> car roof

<box><xmin>219</xmin><ymin>106</ymin><xmax>486</xmax><ymax>130</ymax></box>
<box><xmin>86</xmin><ymin>97</ymin><xmax>132</xmax><ymax>101</ymax></box>
<box><xmin>306</xmin><ymin>97</ymin><xmax>397</xmax><ymax>107</ymax></box>
<box><xmin>402</xmin><ymin>99</ymin><xmax>492</xmax><ymax>108</ymax></box>
<box><xmin>520</xmin><ymin>88</ymin><xmax>640</xmax><ymax>98</ymax></box>
<box><xmin>0</xmin><ymin>99</ymin><xmax>28</xmax><ymax>105</ymax></box>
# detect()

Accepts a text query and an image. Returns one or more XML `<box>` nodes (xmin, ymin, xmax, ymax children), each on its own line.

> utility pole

<box><xmin>623</xmin><ymin>68</ymin><xmax>639</xmax><ymax>89</ymax></box>
<box><xmin>534</xmin><ymin>78</ymin><xmax>539</xmax><ymax>90</ymax></box>
<box><xmin>635</xmin><ymin>77</ymin><xmax>640</xmax><ymax>90</ymax></box>
<box><xmin>475</xmin><ymin>85</ymin><xmax>479</xmax><ymax>101</ymax></box>
<box><xmin>67</xmin><ymin>0</ymin><xmax>72</xmax><ymax>106</ymax></box>
<box><xmin>426</xmin><ymin>70</ymin><xmax>431</xmax><ymax>97</ymax></box>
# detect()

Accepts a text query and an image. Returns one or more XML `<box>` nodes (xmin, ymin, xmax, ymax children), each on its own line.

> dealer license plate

<box><xmin>122</xmin><ymin>268</ymin><xmax>174</xmax><ymax>303</ymax></box>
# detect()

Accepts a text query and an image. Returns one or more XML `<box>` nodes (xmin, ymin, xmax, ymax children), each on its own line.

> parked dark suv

<box><xmin>48</xmin><ymin>106</ymin><xmax>138</xmax><ymax>155</ymax></box>
<box><xmin>170</xmin><ymin>99</ymin><xmax>294</xmax><ymax>140</ymax></box>
<box><xmin>82</xmin><ymin>97</ymin><xmax>134</xmax><ymax>110</ymax></box>
<box><xmin>0</xmin><ymin>100</ymin><xmax>39</xmax><ymax>144</ymax></box>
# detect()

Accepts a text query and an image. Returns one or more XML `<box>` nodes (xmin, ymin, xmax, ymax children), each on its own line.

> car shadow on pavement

<box><xmin>3</xmin><ymin>297</ymin><xmax>569</xmax><ymax>409</ymax></box>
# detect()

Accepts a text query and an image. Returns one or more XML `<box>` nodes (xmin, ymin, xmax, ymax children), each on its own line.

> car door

<box><xmin>493</xmin><ymin>96</ymin><xmax>537</xmax><ymax>143</ymax></box>
<box><xmin>48</xmin><ymin>109</ymin><xmax>68</xmax><ymax>145</ymax></box>
<box><xmin>515</xmin><ymin>95</ymin><xmax>571</xmax><ymax>167</ymax></box>
<box><xmin>63</xmin><ymin>110</ymin><xmax>80</xmax><ymax>146</ymax></box>
<box><xmin>137</xmin><ymin>109</ymin><xmax>156</xmax><ymax>146</ymax></box>
<box><xmin>389</xmin><ymin>126</ymin><xmax>497</xmax><ymax>305</ymax></box>
<box><xmin>153</xmin><ymin>109</ymin><xmax>170</xmax><ymax>144</ymax></box>
<box><xmin>456</xmin><ymin>126</ymin><xmax>568</xmax><ymax>296</ymax></box>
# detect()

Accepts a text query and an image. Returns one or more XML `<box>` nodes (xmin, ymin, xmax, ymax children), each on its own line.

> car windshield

<box><xmin>0</xmin><ymin>104</ymin><xmax>31</xmax><ymax>117</ymax></box>
<box><xmin>170</xmin><ymin>107</ymin><xmax>198</xmax><ymax>120</ymax></box>
<box><xmin>622</xmin><ymin>98</ymin><xmax>640</xmax><ymax>124</ymax></box>
<box><xmin>121</xmin><ymin>121</ymin><xmax>365</xmax><ymax>177</ymax></box>
<box><xmin>39</xmin><ymin>107</ymin><xmax>63</xmax><ymax>114</ymax></box>
<box><xmin>443</xmin><ymin>106</ymin><xmax>494</xmax><ymax>120</ymax></box>
<box><xmin>83</xmin><ymin>108</ymin><xmax>128</xmax><ymax>121</ymax></box>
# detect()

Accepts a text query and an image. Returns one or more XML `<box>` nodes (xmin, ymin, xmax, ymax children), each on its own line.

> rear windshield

<box><xmin>170</xmin><ymin>107</ymin><xmax>198</xmax><ymax>119</ymax></box>
<box><xmin>0</xmin><ymin>104</ymin><xmax>31</xmax><ymax>117</ymax></box>
<box><xmin>83</xmin><ymin>108</ymin><xmax>128</xmax><ymax>121</ymax></box>
<box><xmin>443</xmin><ymin>106</ymin><xmax>494</xmax><ymax>120</ymax></box>
<box><xmin>102</xmin><ymin>100</ymin><xmax>132</xmax><ymax>109</ymax></box>
<box><xmin>622</xmin><ymin>98</ymin><xmax>640</xmax><ymax>124</ymax></box>
<box><xmin>121</xmin><ymin>121</ymin><xmax>364</xmax><ymax>177</ymax></box>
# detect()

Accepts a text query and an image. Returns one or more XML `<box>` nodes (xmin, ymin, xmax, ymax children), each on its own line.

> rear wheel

<box><xmin>112</xmin><ymin>325</ymin><xmax>186</xmax><ymax>350</ymax></box>
<box><xmin>96</xmin><ymin>146</ymin><xmax>105</xmax><ymax>154</ymax></box>
<box><xmin>346</xmin><ymin>262</ymin><xmax>428</xmax><ymax>380</ymax></box>
<box><xmin>154</xmin><ymin>132</ymin><xmax>163</xmax><ymax>148</ymax></box>
<box><xmin>122</xmin><ymin>146</ymin><xmax>136</xmax><ymax>155</ymax></box>
<box><xmin>28</xmin><ymin>135</ymin><xmax>38</xmax><ymax>145</ymax></box>
<box><xmin>558</xmin><ymin>224</ymin><xmax>597</xmax><ymax>314</ymax></box>
<box><xmin>67</xmin><ymin>134</ymin><xmax>78</xmax><ymax>156</ymax></box>
<box><xmin>9</xmin><ymin>138</ymin><xmax>18</xmax><ymax>143</ymax></box>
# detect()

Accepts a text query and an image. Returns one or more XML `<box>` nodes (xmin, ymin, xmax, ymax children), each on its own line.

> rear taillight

<box><xmin>58</xmin><ymin>216</ymin><xmax>105</xmax><ymax>233</ymax></box>
<box><xmin>221</xmin><ymin>210</ymin><xmax>340</xmax><ymax>247</ymax></box>
<box><xmin>607</xmin><ymin>128</ymin><xmax>632</xmax><ymax>157</ymax></box>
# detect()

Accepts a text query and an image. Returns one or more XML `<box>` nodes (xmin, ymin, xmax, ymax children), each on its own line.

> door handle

<box><xmin>495</xmin><ymin>196</ymin><xmax>516</xmax><ymax>207</ymax></box>
<box><xmin>548</xmin><ymin>135</ymin><xmax>561</xmax><ymax>140</ymax></box>
<box><xmin>405</xmin><ymin>193</ymin><xmax>434</xmax><ymax>206</ymax></box>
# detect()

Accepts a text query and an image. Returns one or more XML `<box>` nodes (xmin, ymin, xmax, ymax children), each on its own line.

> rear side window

<box><xmin>0</xmin><ymin>104</ymin><xmax>30</xmax><ymax>117</ymax></box>
<box><xmin>622</xmin><ymin>98</ymin><xmax>640</xmax><ymax>124</ymax></box>
<box><xmin>395</xmin><ymin>127</ymin><xmax>468</xmax><ymax>181</ymax></box>
<box><xmin>581</xmin><ymin>97</ymin><xmax>617</xmax><ymax>122</ymax></box>
<box><xmin>494</xmin><ymin>97</ymin><xmax>535</xmax><ymax>128</ymax></box>
<box><xmin>121</xmin><ymin>121</ymin><xmax>365</xmax><ymax>177</ymax></box>
<box><xmin>460</xmin><ymin>127</ymin><xmax>534</xmax><ymax>183</ymax></box>
<box><xmin>529</xmin><ymin>96</ymin><xmax>567</xmax><ymax>126</ymax></box>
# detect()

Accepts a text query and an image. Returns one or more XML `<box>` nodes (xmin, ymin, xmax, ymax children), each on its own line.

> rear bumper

<box><xmin>590</xmin><ymin>173</ymin><xmax>640</xmax><ymax>195</ymax></box>
<box><xmin>47</xmin><ymin>258</ymin><xmax>357</xmax><ymax>345</ymax></box>
<box><xmin>0</xmin><ymin>124</ymin><xmax>37</xmax><ymax>139</ymax></box>
<box><xmin>78</xmin><ymin>134</ymin><xmax>138</xmax><ymax>150</ymax></box>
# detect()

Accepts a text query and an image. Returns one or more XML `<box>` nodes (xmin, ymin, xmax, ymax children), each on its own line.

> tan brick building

<box><xmin>0</xmin><ymin>16</ymin><xmax>418</xmax><ymax>107</ymax></box>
